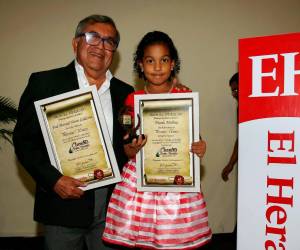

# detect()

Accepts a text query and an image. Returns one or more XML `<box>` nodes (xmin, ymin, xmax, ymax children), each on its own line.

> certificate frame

<box><xmin>135</xmin><ymin>92</ymin><xmax>200</xmax><ymax>192</ymax></box>
<box><xmin>34</xmin><ymin>86</ymin><xmax>121</xmax><ymax>191</ymax></box>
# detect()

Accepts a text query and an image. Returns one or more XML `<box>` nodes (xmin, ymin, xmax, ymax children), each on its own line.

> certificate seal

<box><xmin>174</xmin><ymin>175</ymin><xmax>184</xmax><ymax>185</ymax></box>
<box><xmin>94</xmin><ymin>169</ymin><xmax>104</xmax><ymax>180</ymax></box>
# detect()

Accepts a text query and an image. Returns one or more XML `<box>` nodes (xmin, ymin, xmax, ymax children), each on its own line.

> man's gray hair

<box><xmin>75</xmin><ymin>14</ymin><xmax>120</xmax><ymax>45</ymax></box>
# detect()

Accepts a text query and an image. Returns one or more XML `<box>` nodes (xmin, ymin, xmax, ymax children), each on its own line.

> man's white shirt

<box><xmin>75</xmin><ymin>60</ymin><xmax>113</xmax><ymax>141</ymax></box>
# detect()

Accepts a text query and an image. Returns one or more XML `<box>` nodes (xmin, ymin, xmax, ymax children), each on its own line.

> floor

<box><xmin>0</xmin><ymin>233</ymin><xmax>236</xmax><ymax>250</ymax></box>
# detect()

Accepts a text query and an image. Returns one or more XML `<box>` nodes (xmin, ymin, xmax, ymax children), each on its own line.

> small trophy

<box><xmin>118</xmin><ymin>105</ymin><xmax>145</xmax><ymax>144</ymax></box>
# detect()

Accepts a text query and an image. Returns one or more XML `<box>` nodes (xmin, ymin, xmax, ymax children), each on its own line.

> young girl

<box><xmin>102</xmin><ymin>31</ymin><xmax>212</xmax><ymax>249</ymax></box>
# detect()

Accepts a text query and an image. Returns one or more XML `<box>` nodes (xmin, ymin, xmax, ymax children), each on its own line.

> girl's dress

<box><xmin>102</xmin><ymin>89</ymin><xmax>212</xmax><ymax>250</ymax></box>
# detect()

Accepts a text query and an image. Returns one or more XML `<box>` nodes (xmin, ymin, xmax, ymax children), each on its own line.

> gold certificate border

<box><xmin>34</xmin><ymin>86</ymin><xmax>121</xmax><ymax>191</ymax></box>
<box><xmin>135</xmin><ymin>92</ymin><xmax>200</xmax><ymax>193</ymax></box>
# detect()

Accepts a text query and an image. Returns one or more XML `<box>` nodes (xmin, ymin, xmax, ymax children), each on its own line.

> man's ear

<box><xmin>72</xmin><ymin>38</ymin><xmax>78</xmax><ymax>55</ymax></box>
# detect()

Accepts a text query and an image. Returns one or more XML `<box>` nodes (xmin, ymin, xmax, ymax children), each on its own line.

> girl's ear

<box><xmin>139</xmin><ymin>62</ymin><xmax>144</xmax><ymax>72</ymax></box>
<box><xmin>171</xmin><ymin>60</ymin><xmax>175</xmax><ymax>70</ymax></box>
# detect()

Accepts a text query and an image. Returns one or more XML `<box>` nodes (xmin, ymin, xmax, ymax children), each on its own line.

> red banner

<box><xmin>238</xmin><ymin>32</ymin><xmax>300</xmax><ymax>250</ymax></box>
<box><xmin>239</xmin><ymin>33</ymin><xmax>300</xmax><ymax>123</ymax></box>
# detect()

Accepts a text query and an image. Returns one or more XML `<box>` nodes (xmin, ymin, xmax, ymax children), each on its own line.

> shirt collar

<box><xmin>74</xmin><ymin>60</ymin><xmax>112</xmax><ymax>94</ymax></box>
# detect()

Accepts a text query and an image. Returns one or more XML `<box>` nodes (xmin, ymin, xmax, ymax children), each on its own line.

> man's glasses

<box><xmin>77</xmin><ymin>32</ymin><xmax>118</xmax><ymax>51</ymax></box>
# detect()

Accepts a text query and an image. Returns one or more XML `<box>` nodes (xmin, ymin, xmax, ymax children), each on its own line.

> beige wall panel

<box><xmin>0</xmin><ymin>0</ymin><xmax>299</xmax><ymax>235</ymax></box>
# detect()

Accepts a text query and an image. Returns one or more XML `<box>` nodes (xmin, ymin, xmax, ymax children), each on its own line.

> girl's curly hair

<box><xmin>133</xmin><ymin>31</ymin><xmax>180</xmax><ymax>80</ymax></box>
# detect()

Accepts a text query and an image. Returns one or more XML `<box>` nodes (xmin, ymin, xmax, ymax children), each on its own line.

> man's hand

<box><xmin>124</xmin><ymin>134</ymin><xmax>147</xmax><ymax>159</ymax></box>
<box><xmin>191</xmin><ymin>140</ymin><xmax>206</xmax><ymax>158</ymax></box>
<box><xmin>53</xmin><ymin>176</ymin><xmax>86</xmax><ymax>199</ymax></box>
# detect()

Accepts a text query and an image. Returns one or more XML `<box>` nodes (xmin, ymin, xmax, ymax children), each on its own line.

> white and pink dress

<box><xmin>102</xmin><ymin>89</ymin><xmax>212</xmax><ymax>250</ymax></box>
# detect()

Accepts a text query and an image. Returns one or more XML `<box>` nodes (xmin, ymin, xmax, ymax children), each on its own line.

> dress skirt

<box><xmin>102</xmin><ymin>160</ymin><xmax>212</xmax><ymax>249</ymax></box>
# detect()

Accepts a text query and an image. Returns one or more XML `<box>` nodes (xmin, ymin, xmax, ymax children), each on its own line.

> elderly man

<box><xmin>13</xmin><ymin>15</ymin><xmax>136</xmax><ymax>250</ymax></box>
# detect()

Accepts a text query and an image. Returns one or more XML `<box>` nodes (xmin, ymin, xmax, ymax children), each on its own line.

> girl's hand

<box><xmin>191</xmin><ymin>140</ymin><xmax>206</xmax><ymax>158</ymax></box>
<box><xmin>124</xmin><ymin>134</ymin><xmax>147</xmax><ymax>159</ymax></box>
<box><xmin>172</xmin><ymin>77</ymin><xmax>191</xmax><ymax>92</ymax></box>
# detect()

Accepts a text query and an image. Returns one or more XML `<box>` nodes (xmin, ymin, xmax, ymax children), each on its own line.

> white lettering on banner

<box><xmin>249</xmin><ymin>52</ymin><xmax>300</xmax><ymax>97</ymax></box>
<box><xmin>265</xmin><ymin>131</ymin><xmax>296</xmax><ymax>250</ymax></box>
<box><xmin>249</xmin><ymin>54</ymin><xmax>278</xmax><ymax>97</ymax></box>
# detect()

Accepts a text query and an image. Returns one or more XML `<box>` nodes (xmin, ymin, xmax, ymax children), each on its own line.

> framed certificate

<box><xmin>135</xmin><ymin>92</ymin><xmax>200</xmax><ymax>192</ymax></box>
<box><xmin>34</xmin><ymin>86</ymin><xmax>121</xmax><ymax>191</ymax></box>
